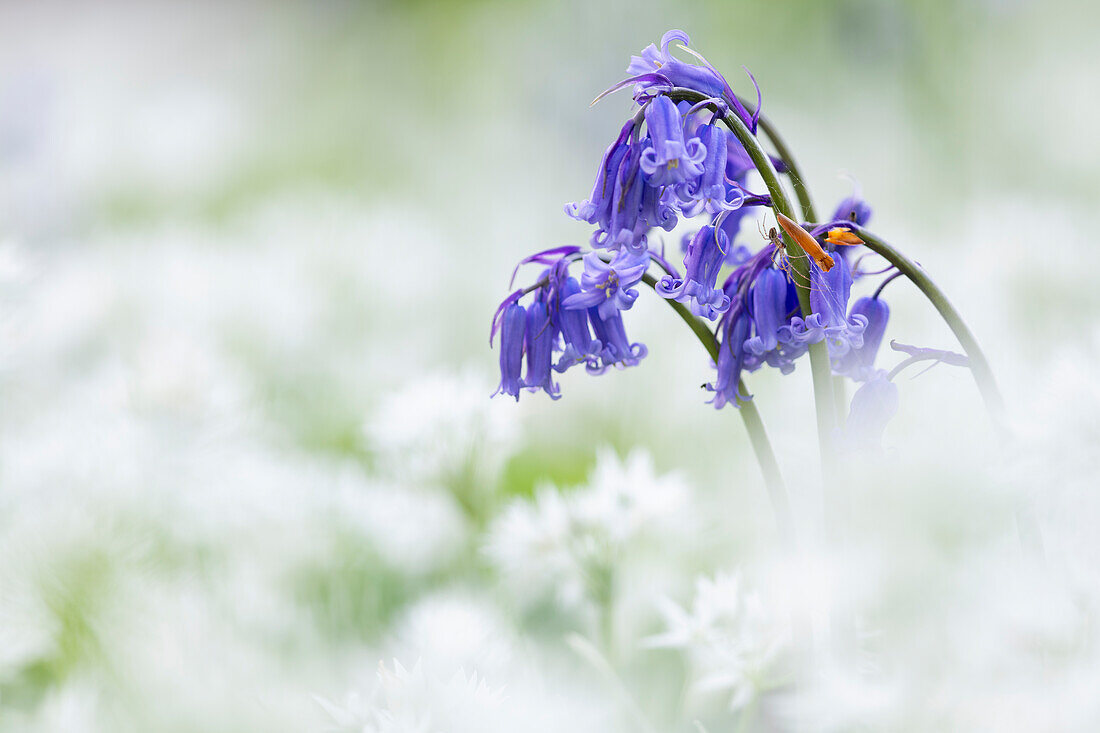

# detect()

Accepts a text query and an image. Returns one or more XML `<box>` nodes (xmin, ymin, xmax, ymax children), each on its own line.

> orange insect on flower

<box><xmin>825</xmin><ymin>228</ymin><xmax>865</xmax><ymax>247</ymax></box>
<box><xmin>775</xmin><ymin>212</ymin><xmax>835</xmax><ymax>272</ymax></box>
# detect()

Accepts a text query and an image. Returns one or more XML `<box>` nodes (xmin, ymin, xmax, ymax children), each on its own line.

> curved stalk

<box><xmin>641</xmin><ymin>272</ymin><xmax>794</xmax><ymax>545</ymax></box>
<box><xmin>667</xmin><ymin>87</ymin><xmax>837</xmax><ymax>465</ymax></box>
<box><xmin>852</xmin><ymin>228</ymin><xmax>1006</xmax><ymax>427</ymax></box>
<box><xmin>734</xmin><ymin>94</ymin><xmax>818</xmax><ymax>223</ymax></box>
<box><xmin>737</xmin><ymin>93</ymin><xmax>854</xmax><ymax>450</ymax></box>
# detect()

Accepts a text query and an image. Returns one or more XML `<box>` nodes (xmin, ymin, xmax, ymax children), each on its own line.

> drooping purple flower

<box><xmin>831</xmin><ymin>195</ymin><xmax>873</xmax><ymax>226</ymax></box>
<box><xmin>553</xmin><ymin>276</ymin><xmax>602</xmax><ymax>373</ymax></box>
<box><xmin>523</xmin><ymin>301</ymin><xmax>560</xmax><ymax>399</ymax></box>
<box><xmin>565</xmin><ymin>120</ymin><xmax>634</xmax><ymax>229</ymax></box>
<box><xmin>600</xmin><ymin>142</ymin><xmax>650</xmax><ymax>251</ymax></box>
<box><xmin>708</xmin><ymin>308</ymin><xmax>752</xmax><ymax>409</ymax></box>
<box><xmin>843</xmin><ymin>371</ymin><xmax>899</xmax><ymax>449</ymax></box>
<box><xmin>621</xmin><ymin>30</ymin><xmax>759</xmax><ymax>132</ymax></box>
<box><xmin>833</xmin><ymin>296</ymin><xmax>890</xmax><ymax>381</ymax></box>
<box><xmin>493</xmin><ymin>303</ymin><xmax>526</xmax><ymax>401</ymax></box>
<box><xmin>627</xmin><ymin>30</ymin><xmax>729</xmax><ymax>98</ymax></box>
<box><xmin>786</xmin><ymin>255</ymin><xmax>867</xmax><ymax>356</ymax></box>
<box><xmin>589</xmin><ymin>307</ymin><xmax>647</xmax><ymax>370</ymax></box>
<box><xmin>640</xmin><ymin>175</ymin><xmax>677</xmax><ymax>232</ymax></box>
<box><xmin>639</xmin><ymin>95</ymin><xmax>705</xmax><ymax>187</ymax></box>
<box><xmin>563</xmin><ymin>248</ymin><xmax>650</xmax><ymax>320</ymax></box>
<box><xmin>656</xmin><ymin>223</ymin><xmax>731</xmax><ymax>320</ymax></box>
<box><xmin>674</xmin><ymin>124</ymin><xmax>745</xmax><ymax>216</ymax></box>
<box><xmin>744</xmin><ymin>267</ymin><xmax>789</xmax><ymax>356</ymax></box>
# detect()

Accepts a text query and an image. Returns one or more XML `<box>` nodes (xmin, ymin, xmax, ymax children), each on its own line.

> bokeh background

<box><xmin>1</xmin><ymin>1</ymin><xmax>1098</xmax><ymax>730</ymax></box>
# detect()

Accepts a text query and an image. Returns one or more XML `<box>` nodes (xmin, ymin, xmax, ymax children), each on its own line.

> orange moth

<box><xmin>774</xmin><ymin>213</ymin><xmax>866</xmax><ymax>273</ymax></box>
<box><xmin>825</xmin><ymin>228</ymin><xmax>865</xmax><ymax>247</ymax></box>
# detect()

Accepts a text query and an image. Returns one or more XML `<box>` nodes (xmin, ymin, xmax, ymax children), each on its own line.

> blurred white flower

<box><xmin>645</xmin><ymin>572</ymin><xmax>789</xmax><ymax>710</ymax></box>
<box><xmin>485</xmin><ymin>484</ymin><xmax>582</xmax><ymax>606</ymax></box>
<box><xmin>364</xmin><ymin>368</ymin><xmax>519</xmax><ymax>484</ymax></box>
<box><xmin>485</xmin><ymin>448</ymin><xmax>688</xmax><ymax>609</ymax></box>
<box><xmin>318</xmin><ymin>660</ymin><xmax>504</xmax><ymax>733</ymax></box>
<box><xmin>573</xmin><ymin>448</ymin><xmax>688</xmax><ymax>545</ymax></box>
<box><xmin>388</xmin><ymin>591</ymin><xmax>515</xmax><ymax>679</ymax></box>
<box><xmin>337</xmin><ymin>478</ymin><xmax>468</xmax><ymax>577</ymax></box>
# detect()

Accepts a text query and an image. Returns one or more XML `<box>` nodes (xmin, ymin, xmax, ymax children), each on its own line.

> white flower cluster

<box><xmin>645</xmin><ymin>572</ymin><xmax>790</xmax><ymax>711</ymax></box>
<box><xmin>485</xmin><ymin>449</ymin><xmax>689</xmax><ymax>609</ymax></box>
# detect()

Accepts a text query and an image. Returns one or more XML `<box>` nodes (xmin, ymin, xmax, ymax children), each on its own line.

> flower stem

<box><xmin>667</xmin><ymin>88</ymin><xmax>837</xmax><ymax>467</ymax></box>
<box><xmin>641</xmin><ymin>272</ymin><xmax>794</xmax><ymax>546</ymax></box>
<box><xmin>852</xmin><ymin>228</ymin><xmax>1007</xmax><ymax>427</ymax></box>
<box><xmin>734</xmin><ymin>94</ymin><xmax>819</xmax><ymax>223</ymax></box>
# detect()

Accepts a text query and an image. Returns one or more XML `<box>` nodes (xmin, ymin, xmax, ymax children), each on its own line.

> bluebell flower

<box><xmin>729</xmin><ymin>252</ymin><xmax>808</xmax><ymax>376</ymax></box>
<box><xmin>569</xmin><ymin>126</ymin><xmax>678</xmax><ymax>253</ymax></box>
<box><xmin>831</xmin><ymin>195</ymin><xmax>873</xmax><ymax>226</ymax></box>
<box><xmin>565</xmin><ymin>120</ymin><xmax>634</xmax><ymax>236</ymax></box>
<box><xmin>843</xmin><ymin>370</ymin><xmax>899</xmax><ymax>449</ymax></box>
<box><xmin>744</xmin><ymin>267</ymin><xmax>790</xmax><ymax>357</ymax></box>
<box><xmin>619</xmin><ymin>30</ymin><xmax>759</xmax><ymax>133</ymax></box>
<box><xmin>656</xmin><ymin>223</ymin><xmax>731</xmax><ymax>320</ymax></box>
<box><xmin>639</xmin><ymin>95</ymin><xmax>706</xmax><ymax>187</ymax></box>
<box><xmin>640</xmin><ymin>174</ymin><xmax>678</xmax><ymax>232</ymax></box>
<box><xmin>563</xmin><ymin>249</ymin><xmax>649</xmax><ymax>320</ymax></box>
<box><xmin>627</xmin><ymin>31</ymin><xmax>728</xmax><ymax>97</ymax></box>
<box><xmin>553</xmin><ymin>276</ymin><xmax>602</xmax><ymax>373</ymax></box>
<box><xmin>674</xmin><ymin>124</ymin><xmax>745</xmax><ymax>216</ymax></box>
<box><xmin>786</xmin><ymin>255</ymin><xmax>867</xmax><ymax>356</ymax></box>
<box><xmin>586</xmin><ymin>141</ymin><xmax>659</xmax><ymax>251</ymax></box>
<box><xmin>708</xmin><ymin>307</ymin><xmax>752</xmax><ymax>409</ymax></box>
<box><xmin>493</xmin><ymin>303</ymin><xmax>526</xmax><ymax>401</ymax></box>
<box><xmin>833</xmin><ymin>296</ymin><xmax>890</xmax><ymax>381</ymax></box>
<box><xmin>589</xmin><ymin>306</ymin><xmax>647</xmax><ymax>370</ymax></box>
<box><xmin>523</xmin><ymin>301</ymin><xmax>561</xmax><ymax>399</ymax></box>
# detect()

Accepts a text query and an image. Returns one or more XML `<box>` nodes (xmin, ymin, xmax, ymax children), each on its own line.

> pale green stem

<box><xmin>739</xmin><ymin>96</ymin><xmax>852</xmax><ymax>436</ymax></box>
<box><xmin>667</xmin><ymin>88</ymin><xmax>837</xmax><ymax>471</ymax></box>
<box><xmin>734</xmin><ymin>93</ymin><xmax>819</xmax><ymax>223</ymax></box>
<box><xmin>853</xmin><ymin>228</ymin><xmax>1006</xmax><ymax>427</ymax></box>
<box><xmin>641</xmin><ymin>272</ymin><xmax>794</xmax><ymax>546</ymax></box>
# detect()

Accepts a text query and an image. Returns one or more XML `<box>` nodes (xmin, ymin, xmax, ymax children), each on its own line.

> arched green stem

<box><xmin>852</xmin><ymin>228</ymin><xmax>1007</xmax><ymax>428</ymax></box>
<box><xmin>667</xmin><ymin>87</ymin><xmax>837</xmax><ymax>467</ymax></box>
<box><xmin>733</xmin><ymin>94</ymin><xmax>818</xmax><ymax>223</ymax></box>
<box><xmin>641</xmin><ymin>272</ymin><xmax>794</xmax><ymax>546</ymax></box>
